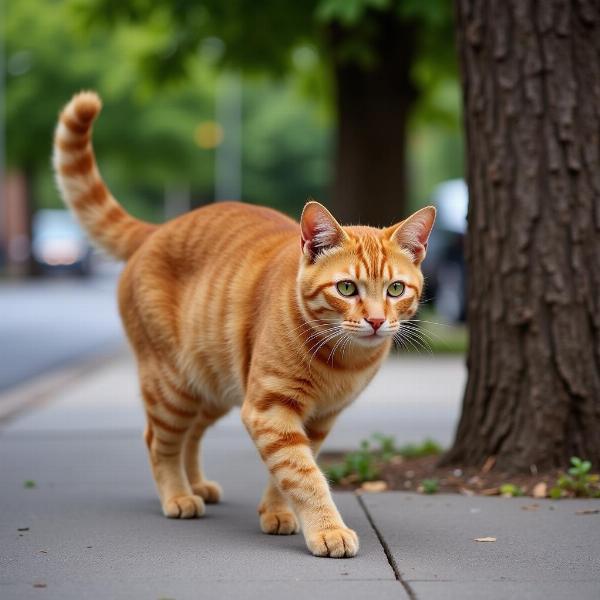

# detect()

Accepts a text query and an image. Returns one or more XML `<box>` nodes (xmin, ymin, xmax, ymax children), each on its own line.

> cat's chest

<box><xmin>312</xmin><ymin>364</ymin><xmax>381</xmax><ymax>416</ymax></box>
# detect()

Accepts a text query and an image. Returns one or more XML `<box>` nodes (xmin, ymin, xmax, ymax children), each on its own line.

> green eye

<box><xmin>387</xmin><ymin>281</ymin><xmax>405</xmax><ymax>297</ymax></box>
<box><xmin>337</xmin><ymin>281</ymin><xmax>357</xmax><ymax>297</ymax></box>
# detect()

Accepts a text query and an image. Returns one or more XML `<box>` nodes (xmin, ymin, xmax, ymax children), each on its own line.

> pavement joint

<box><xmin>357</xmin><ymin>493</ymin><xmax>418</xmax><ymax>600</ymax></box>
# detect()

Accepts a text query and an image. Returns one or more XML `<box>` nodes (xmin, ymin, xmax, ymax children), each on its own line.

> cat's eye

<box><xmin>337</xmin><ymin>280</ymin><xmax>358</xmax><ymax>297</ymax></box>
<box><xmin>387</xmin><ymin>281</ymin><xmax>405</xmax><ymax>297</ymax></box>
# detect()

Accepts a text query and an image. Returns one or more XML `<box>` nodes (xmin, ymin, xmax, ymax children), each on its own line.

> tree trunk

<box><xmin>443</xmin><ymin>0</ymin><xmax>600</xmax><ymax>472</ymax></box>
<box><xmin>327</xmin><ymin>14</ymin><xmax>416</xmax><ymax>227</ymax></box>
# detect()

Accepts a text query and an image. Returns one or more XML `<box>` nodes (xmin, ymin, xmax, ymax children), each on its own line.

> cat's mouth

<box><xmin>351</xmin><ymin>331</ymin><xmax>390</xmax><ymax>346</ymax></box>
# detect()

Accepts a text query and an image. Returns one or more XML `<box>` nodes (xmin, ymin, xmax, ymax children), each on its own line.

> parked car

<box><xmin>422</xmin><ymin>179</ymin><xmax>468</xmax><ymax>322</ymax></box>
<box><xmin>31</xmin><ymin>209</ymin><xmax>93</xmax><ymax>276</ymax></box>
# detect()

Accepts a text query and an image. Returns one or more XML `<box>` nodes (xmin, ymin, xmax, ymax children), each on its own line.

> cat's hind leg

<box><xmin>183</xmin><ymin>404</ymin><xmax>230</xmax><ymax>503</ymax></box>
<box><xmin>142</xmin><ymin>380</ymin><xmax>205</xmax><ymax>519</ymax></box>
<box><xmin>258</xmin><ymin>480</ymin><xmax>299</xmax><ymax>535</ymax></box>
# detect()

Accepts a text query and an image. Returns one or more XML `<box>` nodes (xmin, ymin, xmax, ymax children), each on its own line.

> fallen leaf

<box><xmin>575</xmin><ymin>509</ymin><xmax>599</xmax><ymax>516</ymax></box>
<box><xmin>474</xmin><ymin>537</ymin><xmax>497</xmax><ymax>542</ymax></box>
<box><xmin>33</xmin><ymin>583</ymin><xmax>47</xmax><ymax>588</ymax></box>
<box><xmin>521</xmin><ymin>503</ymin><xmax>540</xmax><ymax>511</ymax></box>
<box><xmin>532</xmin><ymin>482</ymin><xmax>547</xmax><ymax>498</ymax></box>
<box><xmin>38</xmin><ymin>550</ymin><xmax>48</xmax><ymax>554</ymax></box>
<box><xmin>459</xmin><ymin>487</ymin><xmax>475</xmax><ymax>496</ymax></box>
<box><xmin>480</xmin><ymin>487</ymin><xmax>500</xmax><ymax>496</ymax></box>
<box><xmin>480</xmin><ymin>456</ymin><xmax>496</xmax><ymax>475</ymax></box>
<box><xmin>360</xmin><ymin>480</ymin><xmax>388</xmax><ymax>493</ymax></box>
<box><xmin>17</xmin><ymin>527</ymin><xmax>29</xmax><ymax>532</ymax></box>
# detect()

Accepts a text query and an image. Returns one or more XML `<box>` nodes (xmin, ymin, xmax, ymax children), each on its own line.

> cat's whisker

<box><xmin>397</xmin><ymin>327</ymin><xmax>433</xmax><ymax>354</ymax></box>
<box><xmin>341</xmin><ymin>334</ymin><xmax>353</xmax><ymax>360</ymax></box>
<box><xmin>307</xmin><ymin>330</ymin><xmax>343</xmax><ymax>372</ymax></box>
<box><xmin>302</xmin><ymin>325</ymin><xmax>342</xmax><ymax>345</ymax></box>
<box><xmin>407</xmin><ymin>319</ymin><xmax>452</xmax><ymax>328</ymax></box>
<box><xmin>327</xmin><ymin>333</ymin><xmax>347</xmax><ymax>364</ymax></box>
<box><xmin>306</xmin><ymin>328</ymin><xmax>341</xmax><ymax>356</ymax></box>
<box><xmin>399</xmin><ymin>322</ymin><xmax>443</xmax><ymax>343</ymax></box>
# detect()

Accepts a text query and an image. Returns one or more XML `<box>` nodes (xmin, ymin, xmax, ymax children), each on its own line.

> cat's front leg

<box><xmin>241</xmin><ymin>400</ymin><xmax>358</xmax><ymax>558</ymax></box>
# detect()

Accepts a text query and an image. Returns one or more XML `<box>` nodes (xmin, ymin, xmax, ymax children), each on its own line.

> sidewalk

<box><xmin>1</xmin><ymin>350</ymin><xmax>599</xmax><ymax>599</ymax></box>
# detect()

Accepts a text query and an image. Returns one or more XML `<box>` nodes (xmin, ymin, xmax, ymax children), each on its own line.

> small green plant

<box><xmin>371</xmin><ymin>433</ymin><xmax>398</xmax><ymax>461</ymax></box>
<box><xmin>397</xmin><ymin>438</ymin><xmax>442</xmax><ymax>459</ymax></box>
<box><xmin>324</xmin><ymin>440</ymin><xmax>379</xmax><ymax>484</ymax></box>
<box><xmin>499</xmin><ymin>483</ymin><xmax>524</xmax><ymax>497</ymax></box>
<box><xmin>324</xmin><ymin>435</ymin><xmax>443</xmax><ymax>486</ymax></box>
<box><xmin>23</xmin><ymin>480</ymin><xmax>36</xmax><ymax>489</ymax></box>
<box><xmin>549</xmin><ymin>457</ymin><xmax>600</xmax><ymax>499</ymax></box>
<box><xmin>421</xmin><ymin>478</ymin><xmax>439</xmax><ymax>494</ymax></box>
<box><xmin>345</xmin><ymin>440</ymin><xmax>379</xmax><ymax>482</ymax></box>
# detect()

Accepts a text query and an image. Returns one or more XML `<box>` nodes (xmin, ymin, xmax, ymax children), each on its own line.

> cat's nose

<box><xmin>366</xmin><ymin>317</ymin><xmax>385</xmax><ymax>332</ymax></box>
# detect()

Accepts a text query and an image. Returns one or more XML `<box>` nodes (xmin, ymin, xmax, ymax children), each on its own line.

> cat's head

<box><xmin>297</xmin><ymin>201</ymin><xmax>436</xmax><ymax>348</ymax></box>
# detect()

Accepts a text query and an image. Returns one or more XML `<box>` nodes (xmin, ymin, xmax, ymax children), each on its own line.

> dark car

<box><xmin>422</xmin><ymin>179</ymin><xmax>468</xmax><ymax>323</ymax></box>
<box><xmin>32</xmin><ymin>209</ymin><xmax>93</xmax><ymax>276</ymax></box>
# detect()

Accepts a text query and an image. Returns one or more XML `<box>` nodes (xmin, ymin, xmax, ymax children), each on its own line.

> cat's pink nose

<box><xmin>366</xmin><ymin>318</ymin><xmax>385</xmax><ymax>332</ymax></box>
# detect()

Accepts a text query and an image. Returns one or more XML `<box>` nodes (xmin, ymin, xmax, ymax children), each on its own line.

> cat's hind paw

<box><xmin>260</xmin><ymin>511</ymin><xmax>299</xmax><ymax>535</ymax></box>
<box><xmin>163</xmin><ymin>494</ymin><xmax>205</xmax><ymax>519</ymax></box>
<box><xmin>306</xmin><ymin>527</ymin><xmax>359</xmax><ymax>558</ymax></box>
<box><xmin>191</xmin><ymin>480</ymin><xmax>222</xmax><ymax>504</ymax></box>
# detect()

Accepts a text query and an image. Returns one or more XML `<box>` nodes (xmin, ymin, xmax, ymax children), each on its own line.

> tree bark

<box><xmin>327</xmin><ymin>14</ymin><xmax>416</xmax><ymax>227</ymax></box>
<box><xmin>443</xmin><ymin>0</ymin><xmax>600</xmax><ymax>472</ymax></box>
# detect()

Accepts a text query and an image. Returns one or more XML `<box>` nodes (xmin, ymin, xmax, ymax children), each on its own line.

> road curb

<box><xmin>0</xmin><ymin>346</ymin><xmax>128</xmax><ymax>425</ymax></box>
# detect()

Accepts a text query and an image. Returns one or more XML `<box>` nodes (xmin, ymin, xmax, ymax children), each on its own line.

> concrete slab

<box><xmin>0</xmin><ymin>431</ymin><xmax>402</xmax><ymax>599</ymax></box>
<box><xmin>411</xmin><ymin>581</ymin><xmax>600</xmax><ymax>600</ymax></box>
<box><xmin>1</xmin><ymin>580</ymin><xmax>405</xmax><ymax>600</ymax></box>
<box><xmin>361</xmin><ymin>492</ymin><xmax>600</xmax><ymax>598</ymax></box>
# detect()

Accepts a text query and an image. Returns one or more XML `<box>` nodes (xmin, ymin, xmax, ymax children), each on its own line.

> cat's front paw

<box><xmin>306</xmin><ymin>527</ymin><xmax>359</xmax><ymax>558</ymax></box>
<box><xmin>163</xmin><ymin>494</ymin><xmax>205</xmax><ymax>518</ymax></box>
<box><xmin>191</xmin><ymin>480</ymin><xmax>222</xmax><ymax>504</ymax></box>
<box><xmin>260</xmin><ymin>510</ymin><xmax>299</xmax><ymax>535</ymax></box>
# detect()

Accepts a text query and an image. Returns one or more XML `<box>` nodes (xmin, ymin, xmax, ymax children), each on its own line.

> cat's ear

<box><xmin>386</xmin><ymin>206</ymin><xmax>436</xmax><ymax>265</ymax></box>
<box><xmin>300</xmin><ymin>200</ymin><xmax>348</xmax><ymax>261</ymax></box>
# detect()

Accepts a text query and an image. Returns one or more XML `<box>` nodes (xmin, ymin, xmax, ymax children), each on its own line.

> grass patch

<box><xmin>323</xmin><ymin>435</ymin><xmax>443</xmax><ymax>485</ymax></box>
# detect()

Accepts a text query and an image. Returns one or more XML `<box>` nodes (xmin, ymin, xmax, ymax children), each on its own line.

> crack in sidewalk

<box><xmin>356</xmin><ymin>494</ymin><xmax>417</xmax><ymax>600</ymax></box>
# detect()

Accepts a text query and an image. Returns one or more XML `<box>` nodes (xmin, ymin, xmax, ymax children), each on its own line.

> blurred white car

<box><xmin>32</xmin><ymin>209</ymin><xmax>93</xmax><ymax>276</ymax></box>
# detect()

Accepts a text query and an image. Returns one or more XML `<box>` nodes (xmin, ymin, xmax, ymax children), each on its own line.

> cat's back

<box><xmin>127</xmin><ymin>201</ymin><xmax>297</xmax><ymax>279</ymax></box>
<box><xmin>118</xmin><ymin>201</ymin><xmax>299</xmax><ymax>368</ymax></box>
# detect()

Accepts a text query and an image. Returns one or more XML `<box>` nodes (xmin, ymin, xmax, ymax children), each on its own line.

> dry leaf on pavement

<box><xmin>532</xmin><ymin>482</ymin><xmax>547</xmax><ymax>498</ymax></box>
<box><xmin>474</xmin><ymin>537</ymin><xmax>497</xmax><ymax>542</ymax></box>
<box><xmin>360</xmin><ymin>480</ymin><xmax>388</xmax><ymax>493</ymax></box>
<box><xmin>575</xmin><ymin>509</ymin><xmax>599</xmax><ymax>515</ymax></box>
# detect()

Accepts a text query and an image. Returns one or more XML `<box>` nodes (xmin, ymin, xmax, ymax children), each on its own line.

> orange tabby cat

<box><xmin>53</xmin><ymin>91</ymin><xmax>435</xmax><ymax>558</ymax></box>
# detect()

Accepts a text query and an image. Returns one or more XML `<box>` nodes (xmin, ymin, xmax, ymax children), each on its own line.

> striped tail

<box><xmin>52</xmin><ymin>91</ymin><xmax>157</xmax><ymax>261</ymax></box>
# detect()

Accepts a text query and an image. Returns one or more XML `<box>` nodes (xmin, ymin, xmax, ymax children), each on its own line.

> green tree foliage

<box><xmin>73</xmin><ymin>0</ymin><xmax>459</xmax><ymax>221</ymax></box>
<box><xmin>4</xmin><ymin>0</ymin><xmax>331</xmax><ymax>220</ymax></box>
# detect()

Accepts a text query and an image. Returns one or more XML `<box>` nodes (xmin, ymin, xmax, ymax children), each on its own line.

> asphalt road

<box><xmin>0</xmin><ymin>263</ymin><xmax>125</xmax><ymax>393</ymax></box>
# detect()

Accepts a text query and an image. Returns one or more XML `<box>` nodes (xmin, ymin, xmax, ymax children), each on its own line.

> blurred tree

<box><xmin>5</xmin><ymin>0</ymin><xmax>331</xmax><ymax>230</ymax></box>
<box><xmin>443</xmin><ymin>0</ymin><xmax>600</xmax><ymax>471</ymax></box>
<box><xmin>4</xmin><ymin>0</ymin><xmax>218</xmax><ymax>224</ymax></box>
<box><xmin>74</xmin><ymin>0</ymin><xmax>455</xmax><ymax>225</ymax></box>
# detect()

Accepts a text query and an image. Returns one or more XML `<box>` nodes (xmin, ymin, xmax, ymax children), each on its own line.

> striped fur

<box><xmin>53</xmin><ymin>92</ymin><xmax>435</xmax><ymax>558</ymax></box>
<box><xmin>53</xmin><ymin>92</ymin><xmax>157</xmax><ymax>260</ymax></box>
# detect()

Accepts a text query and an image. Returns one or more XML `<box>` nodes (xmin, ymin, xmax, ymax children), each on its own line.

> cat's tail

<box><xmin>52</xmin><ymin>91</ymin><xmax>157</xmax><ymax>261</ymax></box>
